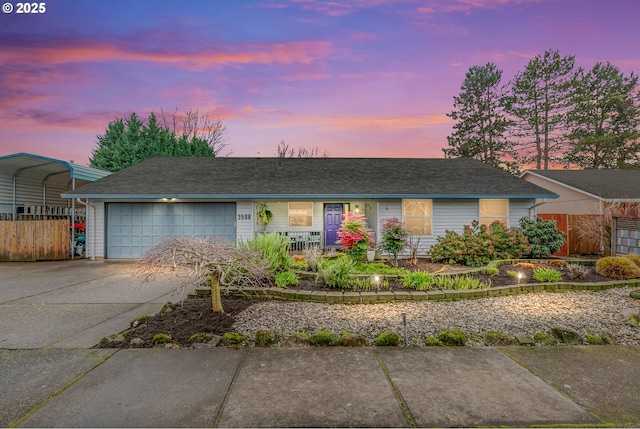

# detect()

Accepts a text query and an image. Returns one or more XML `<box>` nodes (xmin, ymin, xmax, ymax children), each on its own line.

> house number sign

<box><xmin>237</xmin><ymin>213</ymin><xmax>251</xmax><ymax>221</ymax></box>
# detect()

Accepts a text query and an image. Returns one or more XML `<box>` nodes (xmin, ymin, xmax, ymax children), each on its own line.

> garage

<box><xmin>106</xmin><ymin>202</ymin><xmax>236</xmax><ymax>258</ymax></box>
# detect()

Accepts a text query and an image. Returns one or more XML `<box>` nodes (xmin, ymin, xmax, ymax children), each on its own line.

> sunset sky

<box><xmin>0</xmin><ymin>0</ymin><xmax>638</xmax><ymax>166</ymax></box>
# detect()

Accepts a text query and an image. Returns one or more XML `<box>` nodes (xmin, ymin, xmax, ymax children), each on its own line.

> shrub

<box><xmin>488</xmin><ymin>221</ymin><xmax>529</xmax><ymax>260</ymax></box>
<box><xmin>623</xmin><ymin>254</ymin><xmax>640</xmax><ymax>267</ymax></box>
<box><xmin>438</xmin><ymin>329</ymin><xmax>468</xmax><ymax>346</ymax></box>
<box><xmin>316</xmin><ymin>256</ymin><xmax>355</xmax><ymax>288</ymax></box>
<box><xmin>240</xmin><ymin>232</ymin><xmax>290</xmax><ymax>274</ymax></box>
<box><xmin>337</xmin><ymin>212</ymin><xmax>374</xmax><ymax>261</ymax></box>
<box><xmin>430</xmin><ymin>220</ymin><xmax>527</xmax><ymax>267</ymax></box>
<box><xmin>596</xmin><ymin>256</ymin><xmax>640</xmax><ymax>280</ymax></box>
<box><xmin>380</xmin><ymin>217</ymin><xmax>409</xmax><ymax>267</ymax></box>
<box><xmin>303</xmin><ymin>245</ymin><xmax>323</xmax><ymax>272</ymax></box>
<box><xmin>507</xmin><ymin>270</ymin><xmax>519</xmax><ymax>278</ymax></box>
<box><xmin>309</xmin><ymin>331</ymin><xmax>339</xmax><ymax>346</ymax></box>
<box><xmin>424</xmin><ymin>336</ymin><xmax>440</xmax><ymax>346</ymax></box>
<box><xmin>254</xmin><ymin>330</ymin><xmax>279</xmax><ymax>347</ymax></box>
<box><xmin>223</xmin><ymin>332</ymin><xmax>248</xmax><ymax>345</ymax></box>
<box><xmin>152</xmin><ymin>333</ymin><xmax>171</xmax><ymax>345</ymax></box>
<box><xmin>519</xmin><ymin>216</ymin><xmax>565</xmax><ymax>258</ymax></box>
<box><xmin>402</xmin><ymin>271</ymin><xmax>434</xmax><ymax>290</ymax></box>
<box><xmin>585</xmin><ymin>334</ymin><xmax>606</xmax><ymax>345</ymax></box>
<box><xmin>565</xmin><ymin>263</ymin><xmax>590</xmax><ymax>280</ymax></box>
<box><xmin>532</xmin><ymin>268</ymin><xmax>562</xmax><ymax>282</ymax></box>
<box><xmin>375</xmin><ymin>331</ymin><xmax>400</xmax><ymax>346</ymax></box>
<box><xmin>275</xmin><ymin>270</ymin><xmax>299</xmax><ymax>288</ymax></box>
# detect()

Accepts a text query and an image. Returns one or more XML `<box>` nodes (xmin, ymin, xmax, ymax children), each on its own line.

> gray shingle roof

<box><xmin>64</xmin><ymin>157</ymin><xmax>557</xmax><ymax>199</ymax></box>
<box><xmin>525</xmin><ymin>170</ymin><xmax>640</xmax><ymax>199</ymax></box>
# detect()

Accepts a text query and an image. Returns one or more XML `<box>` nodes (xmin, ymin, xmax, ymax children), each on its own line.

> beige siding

<box><xmin>86</xmin><ymin>199</ymin><xmax>105</xmax><ymax>259</ymax></box>
<box><xmin>522</xmin><ymin>174</ymin><xmax>601</xmax><ymax>215</ymax></box>
<box><xmin>236</xmin><ymin>201</ymin><xmax>254</xmax><ymax>243</ymax></box>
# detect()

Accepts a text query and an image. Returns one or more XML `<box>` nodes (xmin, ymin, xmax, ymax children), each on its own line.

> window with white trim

<box><xmin>402</xmin><ymin>199</ymin><xmax>432</xmax><ymax>235</ymax></box>
<box><xmin>479</xmin><ymin>199</ymin><xmax>509</xmax><ymax>227</ymax></box>
<box><xmin>288</xmin><ymin>202</ymin><xmax>313</xmax><ymax>227</ymax></box>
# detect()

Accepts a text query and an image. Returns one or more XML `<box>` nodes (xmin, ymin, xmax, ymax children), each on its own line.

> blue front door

<box><xmin>324</xmin><ymin>204</ymin><xmax>343</xmax><ymax>247</ymax></box>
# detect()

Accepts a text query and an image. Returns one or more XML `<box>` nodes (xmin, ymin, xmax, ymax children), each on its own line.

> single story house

<box><xmin>521</xmin><ymin>169</ymin><xmax>640</xmax><ymax>255</ymax></box>
<box><xmin>63</xmin><ymin>157</ymin><xmax>558</xmax><ymax>259</ymax></box>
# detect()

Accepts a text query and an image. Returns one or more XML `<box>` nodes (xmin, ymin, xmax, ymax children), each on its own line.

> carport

<box><xmin>0</xmin><ymin>153</ymin><xmax>110</xmax><ymax>260</ymax></box>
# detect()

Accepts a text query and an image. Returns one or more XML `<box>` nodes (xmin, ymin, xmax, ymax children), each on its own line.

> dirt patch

<box><xmin>96</xmin><ymin>296</ymin><xmax>254</xmax><ymax>349</ymax></box>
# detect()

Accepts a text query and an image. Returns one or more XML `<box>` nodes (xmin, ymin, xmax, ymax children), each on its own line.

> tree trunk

<box><xmin>211</xmin><ymin>273</ymin><xmax>224</xmax><ymax>314</ymax></box>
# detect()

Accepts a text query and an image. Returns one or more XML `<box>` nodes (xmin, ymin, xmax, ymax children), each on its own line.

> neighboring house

<box><xmin>62</xmin><ymin>157</ymin><xmax>557</xmax><ymax>260</ymax></box>
<box><xmin>0</xmin><ymin>152</ymin><xmax>111</xmax><ymax>260</ymax></box>
<box><xmin>521</xmin><ymin>169</ymin><xmax>640</xmax><ymax>255</ymax></box>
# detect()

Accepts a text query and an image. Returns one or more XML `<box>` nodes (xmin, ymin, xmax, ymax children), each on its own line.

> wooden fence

<box><xmin>0</xmin><ymin>220</ymin><xmax>70</xmax><ymax>261</ymax></box>
<box><xmin>536</xmin><ymin>214</ymin><xmax>602</xmax><ymax>256</ymax></box>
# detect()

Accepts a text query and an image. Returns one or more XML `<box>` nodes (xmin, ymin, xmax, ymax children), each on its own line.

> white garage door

<box><xmin>106</xmin><ymin>202</ymin><xmax>236</xmax><ymax>258</ymax></box>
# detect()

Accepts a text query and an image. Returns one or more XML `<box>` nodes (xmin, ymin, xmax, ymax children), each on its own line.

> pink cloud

<box><xmin>0</xmin><ymin>40</ymin><xmax>333</xmax><ymax>70</ymax></box>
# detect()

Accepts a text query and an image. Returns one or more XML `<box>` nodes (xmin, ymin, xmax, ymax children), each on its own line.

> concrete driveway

<box><xmin>0</xmin><ymin>260</ymin><xmax>189</xmax><ymax>349</ymax></box>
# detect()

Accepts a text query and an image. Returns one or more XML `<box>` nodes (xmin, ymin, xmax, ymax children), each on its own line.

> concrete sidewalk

<box><xmin>2</xmin><ymin>346</ymin><xmax>639</xmax><ymax>428</ymax></box>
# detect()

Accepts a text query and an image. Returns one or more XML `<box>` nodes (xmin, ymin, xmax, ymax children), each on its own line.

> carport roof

<box><xmin>63</xmin><ymin>156</ymin><xmax>558</xmax><ymax>200</ymax></box>
<box><xmin>0</xmin><ymin>153</ymin><xmax>111</xmax><ymax>182</ymax></box>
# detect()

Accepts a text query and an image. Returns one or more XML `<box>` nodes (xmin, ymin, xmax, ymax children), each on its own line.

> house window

<box><xmin>288</xmin><ymin>202</ymin><xmax>313</xmax><ymax>227</ymax></box>
<box><xmin>479</xmin><ymin>199</ymin><xmax>509</xmax><ymax>226</ymax></box>
<box><xmin>403</xmin><ymin>199</ymin><xmax>432</xmax><ymax>236</ymax></box>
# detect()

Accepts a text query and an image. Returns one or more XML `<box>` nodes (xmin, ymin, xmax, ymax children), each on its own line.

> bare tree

<box><xmin>158</xmin><ymin>108</ymin><xmax>231</xmax><ymax>157</ymax></box>
<box><xmin>137</xmin><ymin>237</ymin><xmax>272</xmax><ymax>313</ymax></box>
<box><xmin>277</xmin><ymin>140</ymin><xmax>328</xmax><ymax>158</ymax></box>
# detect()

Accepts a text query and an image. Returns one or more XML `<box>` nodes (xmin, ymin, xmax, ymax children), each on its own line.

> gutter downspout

<box><xmin>528</xmin><ymin>198</ymin><xmax>547</xmax><ymax>218</ymax></box>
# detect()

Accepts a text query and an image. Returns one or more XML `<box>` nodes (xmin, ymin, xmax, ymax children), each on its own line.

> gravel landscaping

<box><xmin>233</xmin><ymin>287</ymin><xmax>640</xmax><ymax>346</ymax></box>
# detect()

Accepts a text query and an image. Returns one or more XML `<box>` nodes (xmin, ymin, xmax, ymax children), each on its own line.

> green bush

<box><xmin>402</xmin><ymin>271</ymin><xmax>434</xmax><ymax>290</ymax></box>
<box><xmin>438</xmin><ymin>329</ymin><xmax>468</xmax><ymax>346</ymax></box>
<box><xmin>240</xmin><ymin>232</ymin><xmax>290</xmax><ymax>274</ymax></box>
<box><xmin>375</xmin><ymin>331</ymin><xmax>400</xmax><ymax>346</ymax></box>
<box><xmin>532</xmin><ymin>267</ymin><xmax>562</xmax><ymax>282</ymax></box>
<box><xmin>275</xmin><ymin>270</ymin><xmax>299</xmax><ymax>288</ymax></box>
<box><xmin>223</xmin><ymin>332</ymin><xmax>248</xmax><ymax>345</ymax></box>
<box><xmin>316</xmin><ymin>256</ymin><xmax>355</xmax><ymax>288</ymax></box>
<box><xmin>309</xmin><ymin>331</ymin><xmax>339</xmax><ymax>346</ymax></box>
<box><xmin>424</xmin><ymin>336</ymin><xmax>440</xmax><ymax>346</ymax></box>
<box><xmin>596</xmin><ymin>256</ymin><xmax>640</xmax><ymax>280</ymax></box>
<box><xmin>152</xmin><ymin>333</ymin><xmax>171</xmax><ymax>345</ymax></box>
<box><xmin>380</xmin><ymin>217</ymin><xmax>409</xmax><ymax>266</ymax></box>
<box><xmin>430</xmin><ymin>221</ymin><xmax>527</xmax><ymax>267</ymax></box>
<box><xmin>519</xmin><ymin>217</ymin><xmax>565</xmax><ymax>258</ymax></box>
<box><xmin>507</xmin><ymin>270</ymin><xmax>519</xmax><ymax>278</ymax></box>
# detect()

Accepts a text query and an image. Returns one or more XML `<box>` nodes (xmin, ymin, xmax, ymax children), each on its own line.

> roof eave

<box><xmin>62</xmin><ymin>192</ymin><xmax>558</xmax><ymax>200</ymax></box>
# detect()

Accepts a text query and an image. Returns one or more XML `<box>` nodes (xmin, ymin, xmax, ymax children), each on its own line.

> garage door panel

<box><xmin>107</xmin><ymin>203</ymin><xmax>236</xmax><ymax>258</ymax></box>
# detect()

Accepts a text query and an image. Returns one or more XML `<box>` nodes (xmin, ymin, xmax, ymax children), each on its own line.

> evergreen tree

<box><xmin>565</xmin><ymin>62</ymin><xmax>640</xmax><ymax>169</ymax></box>
<box><xmin>444</xmin><ymin>63</ymin><xmax>517</xmax><ymax>173</ymax></box>
<box><xmin>507</xmin><ymin>50</ymin><xmax>576</xmax><ymax>169</ymax></box>
<box><xmin>90</xmin><ymin>110</ymin><xmax>227</xmax><ymax>172</ymax></box>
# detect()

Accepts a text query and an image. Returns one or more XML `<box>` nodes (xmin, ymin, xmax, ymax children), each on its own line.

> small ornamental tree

<box><xmin>380</xmin><ymin>217</ymin><xmax>409</xmax><ymax>267</ymax></box>
<box><xmin>137</xmin><ymin>237</ymin><xmax>272</xmax><ymax>313</ymax></box>
<box><xmin>337</xmin><ymin>212</ymin><xmax>374</xmax><ymax>261</ymax></box>
<box><xmin>519</xmin><ymin>217</ymin><xmax>565</xmax><ymax>258</ymax></box>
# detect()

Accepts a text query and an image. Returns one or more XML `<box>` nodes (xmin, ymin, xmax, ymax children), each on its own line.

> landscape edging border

<box><xmin>191</xmin><ymin>259</ymin><xmax>640</xmax><ymax>304</ymax></box>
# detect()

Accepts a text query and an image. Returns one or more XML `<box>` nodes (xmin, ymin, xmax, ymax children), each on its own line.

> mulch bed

<box><xmin>96</xmin><ymin>259</ymin><xmax>618</xmax><ymax>349</ymax></box>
